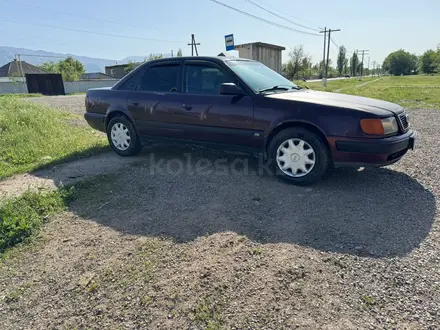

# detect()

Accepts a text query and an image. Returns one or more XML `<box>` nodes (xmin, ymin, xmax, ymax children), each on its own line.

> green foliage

<box><xmin>124</xmin><ymin>60</ymin><xmax>140</xmax><ymax>74</ymax></box>
<box><xmin>351</xmin><ymin>52</ymin><xmax>359</xmax><ymax>77</ymax></box>
<box><xmin>0</xmin><ymin>96</ymin><xmax>107</xmax><ymax>178</ymax></box>
<box><xmin>284</xmin><ymin>45</ymin><xmax>312</xmax><ymax>80</ymax></box>
<box><xmin>420</xmin><ymin>49</ymin><xmax>440</xmax><ymax>74</ymax></box>
<box><xmin>148</xmin><ymin>53</ymin><xmax>164</xmax><ymax>61</ymax></box>
<box><xmin>124</xmin><ymin>53</ymin><xmax>165</xmax><ymax>74</ymax></box>
<box><xmin>39</xmin><ymin>56</ymin><xmax>85</xmax><ymax>81</ymax></box>
<box><xmin>176</xmin><ymin>48</ymin><xmax>183</xmax><ymax>57</ymax></box>
<box><xmin>0</xmin><ymin>189</ymin><xmax>72</xmax><ymax>252</ymax></box>
<box><xmin>337</xmin><ymin>46</ymin><xmax>347</xmax><ymax>76</ymax></box>
<box><xmin>382</xmin><ymin>49</ymin><xmax>418</xmax><ymax>76</ymax></box>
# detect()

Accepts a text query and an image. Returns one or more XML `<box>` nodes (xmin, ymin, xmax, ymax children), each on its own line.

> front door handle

<box><xmin>183</xmin><ymin>104</ymin><xmax>193</xmax><ymax>111</ymax></box>
<box><xmin>132</xmin><ymin>101</ymin><xmax>140</xmax><ymax>107</ymax></box>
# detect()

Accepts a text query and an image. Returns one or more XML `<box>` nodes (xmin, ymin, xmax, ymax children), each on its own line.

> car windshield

<box><xmin>227</xmin><ymin>60</ymin><xmax>298</xmax><ymax>93</ymax></box>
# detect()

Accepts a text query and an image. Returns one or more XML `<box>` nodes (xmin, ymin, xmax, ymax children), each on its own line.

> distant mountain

<box><xmin>0</xmin><ymin>46</ymin><xmax>171</xmax><ymax>73</ymax></box>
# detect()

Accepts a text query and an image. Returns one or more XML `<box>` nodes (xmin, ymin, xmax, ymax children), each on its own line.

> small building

<box><xmin>0</xmin><ymin>59</ymin><xmax>46</xmax><ymax>78</ymax></box>
<box><xmin>234</xmin><ymin>42</ymin><xmax>285</xmax><ymax>74</ymax></box>
<box><xmin>105</xmin><ymin>64</ymin><xmax>131</xmax><ymax>79</ymax></box>
<box><xmin>81</xmin><ymin>72</ymin><xmax>114</xmax><ymax>80</ymax></box>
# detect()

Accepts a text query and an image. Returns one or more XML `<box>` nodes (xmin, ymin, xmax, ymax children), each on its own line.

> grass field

<box><xmin>297</xmin><ymin>75</ymin><xmax>440</xmax><ymax>109</ymax></box>
<box><xmin>0</xmin><ymin>96</ymin><xmax>107</xmax><ymax>179</ymax></box>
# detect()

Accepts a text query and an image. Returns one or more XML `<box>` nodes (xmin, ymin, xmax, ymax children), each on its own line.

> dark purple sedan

<box><xmin>84</xmin><ymin>56</ymin><xmax>416</xmax><ymax>185</ymax></box>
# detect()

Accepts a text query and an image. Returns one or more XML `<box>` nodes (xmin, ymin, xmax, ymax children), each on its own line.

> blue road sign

<box><xmin>225</xmin><ymin>34</ymin><xmax>234</xmax><ymax>51</ymax></box>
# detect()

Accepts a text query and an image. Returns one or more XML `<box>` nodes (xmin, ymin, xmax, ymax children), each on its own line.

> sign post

<box><xmin>225</xmin><ymin>34</ymin><xmax>234</xmax><ymax>51</ymax></box>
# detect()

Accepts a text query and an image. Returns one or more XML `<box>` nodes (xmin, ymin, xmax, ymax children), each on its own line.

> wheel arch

<box><xmin>266</xmin><ymin>121</ymin><xmax>330</xmax><ymax>154</ymax></box>
<box><xmin>105</xmin><ymin>109</ymin><xmax>135</xmax><ymax>129</ymax></box>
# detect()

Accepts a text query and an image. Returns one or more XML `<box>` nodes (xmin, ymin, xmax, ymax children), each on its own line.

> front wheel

<box><xmin>106</xmin><ymin>116</ymin><xmax>142</xmax><ymax>157</ymax></box>
<box><xmin>268</xmin><ymin>127</ymin><xmax>331</xmax><ymax>185</ymax></box>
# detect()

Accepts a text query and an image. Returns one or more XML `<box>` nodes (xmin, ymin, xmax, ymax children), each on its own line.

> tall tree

<box><xmin>383</xmin><ymin>49</ymin><xmax>418</xmax><ymax>75</ymax></box>
<box><xmin>39</xmin><ymin>57</ymin><xmax>85</xmax><ymax>81</ymax></box>
<box><xmin>420</xmin><ymin>49</ymin><xmax>438</xmax><ymax>73</ymax></box>
<box><xmin>337</xmin><ymin>46</ymin><xmax>347</xmax><ymax>76</ymax></box>
<box><xmin>343</xmin><ymin>58</ymin><xmax>349</xmax><ymax>75</ymax></box>
<box><xmin>285</xmin><ymin>45</ymin><xmax>311</xmax><ymax>80</ymax></box>
<box><xmin>176</xmin><ymin>49</ymin><xmax>183</xmax><ymax>57</ymax></box>
<box><xmin>351</xmin><ymin>52</ymin><xmax>359</xmax><ymax>76</ymax></box>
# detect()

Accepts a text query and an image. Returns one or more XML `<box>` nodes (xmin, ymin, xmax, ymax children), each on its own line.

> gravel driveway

<box><xmin>1</xmin><ymin>96</ymin><xmax>439</xmax><ymax>329</ymax></box>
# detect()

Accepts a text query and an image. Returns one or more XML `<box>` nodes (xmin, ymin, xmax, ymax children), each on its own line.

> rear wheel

<box><xmin>268</xmin><ymin>127</ymin><xmax>330</xmax><ymax>185</ymax></box>
<box><xmin>107</xmin><ymin>116</ymin><xmax>142</xmax><ymax>156</ymax></box>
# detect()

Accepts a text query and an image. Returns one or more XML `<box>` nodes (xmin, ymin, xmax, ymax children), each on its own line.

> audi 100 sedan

<box><xmin>84</xmin><ymin>56</ymin><xmax>416</xmax><ymax>185</ymax></box>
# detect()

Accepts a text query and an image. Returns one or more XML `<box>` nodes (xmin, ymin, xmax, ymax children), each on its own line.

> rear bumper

<box><xmin>329</xmin><ymin>130</ymin><xmax>416</xmax><ymax>167</ymax></box>
<box><xmin>84</xmin><ymin>112</ymin><xmax>106</xmax><ymax>132</ymax></box>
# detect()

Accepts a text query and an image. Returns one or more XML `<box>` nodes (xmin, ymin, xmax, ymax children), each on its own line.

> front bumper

<box><xmin>330</xmin><ymin>130</ymin><xmax>417</xmax><ymax>167</ymax></box>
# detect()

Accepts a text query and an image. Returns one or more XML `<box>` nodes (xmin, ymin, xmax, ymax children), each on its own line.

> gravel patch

<box><xmin>24</xmin><ymin>94</ymin><xmax>86</xmax><ymax>116</ymax></box>
<box><xmin>0</xmin><ymin>105</ymin><xmax>439</xmax><ymax>329</ymax></box>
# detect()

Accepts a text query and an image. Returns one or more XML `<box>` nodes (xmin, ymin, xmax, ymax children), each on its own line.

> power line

<box><xmin>250</xmin><ymin>0</ymin><xmax>324</xmax><ymax>30</ymax></box>
<box><xmin>0</xmin><ymin>17</ymin><xmax>185</xmax><ymax>43</ymax></box>
<box><xmin>207</xmin><ymin>0</ymin><xmax>321</xmax><ymax>36</ymax></box>
<box><xmin>0</xmin><ymin>0</ymin><xmax>158</xmax><ymax>31</ymax></box>
<box><xmin>330</xmin><ymin>38</ymin><xmax>340</xmax><ymax>49</ymax></box>
<box><xmin>243</xmin><ymin>0</ymin><xmax>319</xmax><ymax>32</ymax></box>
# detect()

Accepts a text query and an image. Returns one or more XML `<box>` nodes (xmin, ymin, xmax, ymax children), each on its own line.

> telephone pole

<box><xmin>357</xmin><ymin>49</ymin><xmax>370</xmax><ymax>80</ymax></box>
<box><xmin>320</xmin><ymin>28</ymin><xmax>340</xmax><ymax>86</ymax></box>
<box><xmin>319</xmin><ymin>27</ymin><xmax>327</xmax><ymax>86</ymax></box>
<box><xmin>187</xmin><ymin>34</ymin><xmax>200</xmax><ymax>56</ymax></box>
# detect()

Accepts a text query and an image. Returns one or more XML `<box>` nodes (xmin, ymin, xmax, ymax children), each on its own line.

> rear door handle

<box><xmin>183</xmin><ymin>104</ymin><xmax>193</xmax><ymax>111</ymax></box>
<box><xmin>132</xmin><ymin>101</ymin><xmax>140</xmax><ymax>107</ymax></box>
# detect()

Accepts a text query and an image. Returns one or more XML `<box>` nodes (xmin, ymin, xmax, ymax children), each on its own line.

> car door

<box><xmin>126</xmin><ymin>61</ymin><xmax>187</xmax><ymax>139</ymax></box>
<box><xmin>178</xmin><ymin>60</ymin><xmax>255</xmax><ymax>148</ymax></box>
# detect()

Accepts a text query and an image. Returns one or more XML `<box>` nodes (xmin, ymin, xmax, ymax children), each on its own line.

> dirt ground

<box><xmin>0</xmin><ymin>96</ymin><xmax>439</xmax><ymax>329</ymax></box>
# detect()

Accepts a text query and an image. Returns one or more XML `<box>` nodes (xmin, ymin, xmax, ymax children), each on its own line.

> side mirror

<box><xmin>219</xmin><ymin>83</ymin><xmax>245</xmax><ymax>96</ymax></box>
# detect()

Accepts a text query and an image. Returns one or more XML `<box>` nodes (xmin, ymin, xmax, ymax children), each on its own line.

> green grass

<box><xmin>0</xmin><ymin>93</ymin><xmax>43</xmax><ymax>98</ymax></box>
<box><xmin>297</xmin><ymin>75</ymin><xmax>440</xmax><ymax>109</ymax></box>
<box><xmin>0</xmin><ymin>96</ymin><xmax>107</xmax><ymax>179</ymax></box>
<box><xmin>0</xmin><ymin>188</ymin><xmax>73</xmax><ymax>253</ymax></box>
<box><xmin>295</xmin><ymin>77</ymin><xmax>375</xmax><ymax>92</ymax></box>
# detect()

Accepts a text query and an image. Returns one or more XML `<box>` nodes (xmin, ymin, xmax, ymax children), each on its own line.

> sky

<box><xmin>0</xmin><ymin>0</ymin><xmax>439</xmax><ymax>65</ymax></box>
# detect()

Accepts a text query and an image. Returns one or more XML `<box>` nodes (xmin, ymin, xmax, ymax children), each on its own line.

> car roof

<box><xmin>147</xmin><ymin>56</ymin><xmax>255</xmax><ymax>64</ymax></box>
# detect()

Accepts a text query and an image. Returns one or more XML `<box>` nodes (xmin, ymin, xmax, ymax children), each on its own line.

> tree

<box><xmin>148</xmin><ymin>53</ymin><xmax>164</xmax><ymax>61</ymax></box>
<box><xmin>420</xmin><ymin>49</ymin><xmax>438</xmax><ymax>74</ymax></box>
<box><xmin>351</xmin><ymin>52</ymin><xmax>359</xmax><ymax>77</ymax></box>
<box><xmin>39</xmin><ymin>57</ymin><xmax>85</xmax><ymax>81</ymax></box>
<box><xmin>124</xmin><ymin>60</ymin><xmax>141</xmax><ymax>73</ymax></box>
<box><xmin>58</xmin><ymin>57</ymin><xmax>86</xmax><ymax>81</ymax></box>
<box><xmin>343</xmin><ymin>58</ymin><xmax>349</xmax><ymax>75</ymax></box>
<box><xmin>337</xmin><ymin>46</ymin><xmax>347</xmax><ymax>76</ymax></box>
<box><xmin>382</xmin><ymin>49</ymin><xmax>417</xmax><ymax>76</ymax></box>
<box><xmin>176</xmin><ymin>49</ymin><xmax>183</xmax><ymax>57</ymax></box>
<box><xmin>39</xmin><ymin>61</ymin><xmax>59</xmax><ymax>74</ymax></box>
<box><xmin>285</xmin><ymin>45</ymin><xmax>311</xmax><ymax>80</ymax></box>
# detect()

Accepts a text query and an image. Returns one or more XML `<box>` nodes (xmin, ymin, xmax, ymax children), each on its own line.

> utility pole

<box><xmin>357</xmin><ymin>49</ymin><xmax>370</xmax><ymax>80</ymax></box>
<box><xmin>325</xmin><ymin>29</ymin><xmax>340</xmax><ymax>85</ymax></box>
<box><xmin>187</xmin><ymin>34</ymin><xmax>200</xmax><ymax>56</ymax></box>
<box><xmin>171</xmin><ymin>50</ymin><xmax>174</xmax><ymax>57</ymax></box>
<box><xmin>367</xmin><ymin>56</ymin><xmax>370</xmax><ymax>76</ymax></box>
<box><xmin>319</xmin><ymin>27</ymin><xmax>327</xmax><ymax>86</ymax></box>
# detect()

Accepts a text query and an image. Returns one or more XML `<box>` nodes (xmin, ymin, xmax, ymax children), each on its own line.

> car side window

<box><xmin>118</xmin><ymin>71</ymin><xmax>142</xmax><ymax>91</ymax></box>
<box><xmin>139</xmin><ymin>64</ymin><xmax>179</xmax><ymax>92</ymax></box>
<box><xmin>184</xmin><ymin>64</ymin><xmax>234</xmax><ymax>95</ymax></box>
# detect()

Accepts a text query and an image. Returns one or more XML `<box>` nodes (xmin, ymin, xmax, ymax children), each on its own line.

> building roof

<box><xmin>81</xmin><ymin>72</ymin><xmax>114</xmax><ymax>80</ymax></box>
<box><xmin>234</xmin><ymin>42</ymin><xmax>286</xmax><ymax>51</ymax></box>
<box><xmin>105</xmin><ymin>63</ymin><xmax>131</xmax><ymax>69</ymax></box>
<box><xmin>0</xmin><ymin>60</ymin><xmax>47</xmax><ymax>77</ymax></box>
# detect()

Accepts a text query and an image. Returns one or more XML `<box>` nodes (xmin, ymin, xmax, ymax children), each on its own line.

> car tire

<box><xmin>268</xmin><ymin>127</ymin><xmax>330</xmax><ymax>185</ymax></box>
<box><xmin>106</xmin><ymin>116</ymin><xmax>142</xmax><ymax>157</ymax></box>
